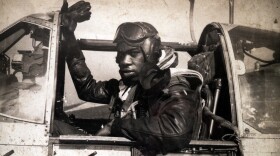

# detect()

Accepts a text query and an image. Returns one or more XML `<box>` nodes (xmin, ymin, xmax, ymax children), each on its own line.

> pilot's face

<box><xmin>116</xmin><ymin>43</ymin><xmax>145</xmax><ymax>85</ymax></box>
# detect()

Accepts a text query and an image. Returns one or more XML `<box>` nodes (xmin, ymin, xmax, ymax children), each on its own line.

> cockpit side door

<box><xmin>0</xmin><ymin>11</ymin><xmax>61</xmax><ymax>156</ymax></box>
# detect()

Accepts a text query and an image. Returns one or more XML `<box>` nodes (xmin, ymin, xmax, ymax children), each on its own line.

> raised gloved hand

<box><xmin>60</xmin><ymin>0</ymin><xmax>91</xmax><ymax>32</ymax></box>
<box><xmin>105</xmin><ymin>79</ymin><xmax>120</xmax><ymax>96</ymax></box>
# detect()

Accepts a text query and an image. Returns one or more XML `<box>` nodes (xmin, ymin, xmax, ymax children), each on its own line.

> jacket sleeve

<box><xmin>63</xmin><ymin>30</ymin><xmax>118</xmax><ymax>103</ymax></box>
<box><xmin>111</xmin><ymin>89</ymin><xmax>200</xmax><ymax>153</ymax></box>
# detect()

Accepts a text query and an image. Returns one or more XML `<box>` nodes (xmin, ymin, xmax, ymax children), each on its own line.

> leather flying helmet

<box><xmin>113</xmin><ymin>22</ymin><xmax>161</xmax><ymax>63</ymax></box>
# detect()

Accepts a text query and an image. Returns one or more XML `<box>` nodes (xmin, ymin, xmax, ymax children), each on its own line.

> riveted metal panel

<box><xmin>0</xmin><ymin>122</ymin><xmax>49</xmax><ymax>145</ymax></box>
<box><xmin>52</xmin><ymin>144</ymin><xmax>131</xmax><ymax>156</ymax></box>
<box><xmin>243</xmin><ymin>153</ymin><xmax>273</xmax><ymax>156</ymax></box>
<box><xmin>0</xmin><ymin>145</ymin><xmax>48</xmax><ymax>156</ymax></box>
<box><xmin>22</xmin><ymin>16</ymin><xmax>53</xmax><ymax>28</ymax></box>
<box><xmin>241</xmin><ymin>138</ymin><xmax>280</xmax><ymax>153</ymax></box>
<box><xmin>46</xmin><ymin>11</ymin><xmax>60</xmax><ymax>134</ymax></box>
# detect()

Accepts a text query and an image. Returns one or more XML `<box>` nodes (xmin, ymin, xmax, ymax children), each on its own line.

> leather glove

<box><xmin>105</xmin><ymin>79</ymin><xmax>120</xmax><ymax>96</ymax></box>
<box><xmin>61</xmin><ymin>0</ymin><xmax>92</xmax><ymax>32</ymax></box>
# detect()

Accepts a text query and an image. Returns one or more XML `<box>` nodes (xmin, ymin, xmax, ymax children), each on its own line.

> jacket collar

<box><xmin>157</xmin><ymin>46</ymin><xmax>178</xmax><ymax>70</ymax></box>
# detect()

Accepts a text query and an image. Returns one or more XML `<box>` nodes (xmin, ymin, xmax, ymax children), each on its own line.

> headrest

<box><xmin>188</xmin><ymin>52</ymin><xmax>215</xmax><ymax>85</ymax></box>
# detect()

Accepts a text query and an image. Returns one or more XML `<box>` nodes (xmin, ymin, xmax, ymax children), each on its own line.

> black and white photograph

<box><xmin>0</xmin><ymin>0</ymin><xmax>280</xmax><ymax>155</ymax></box>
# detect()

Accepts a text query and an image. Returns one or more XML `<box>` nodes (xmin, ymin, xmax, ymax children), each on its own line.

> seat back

<box><xmin>188</xmin><ymin>52</ymin><xmax>216</xmax><ymax>139</ymax></box>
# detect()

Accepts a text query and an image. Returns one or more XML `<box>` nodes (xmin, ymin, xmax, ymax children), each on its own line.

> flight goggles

<box><xmin>113</xmin><ymin>22</ymin><xmax>159</xmax><ymax>47</ymax></box>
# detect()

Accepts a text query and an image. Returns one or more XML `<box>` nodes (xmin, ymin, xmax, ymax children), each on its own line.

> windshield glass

<box><xmin>229</xmin><ymin>26</ymin><xmax>280</xmax><ymax>134</ymax></box>
<box><xmin>0</xmin><ymin>22</ymin><xmax>50</xmax><ymax>123</ymax></box>
<box><xmin>239</xmin><ymin>64</ymin><xmax>280</xmax><ymax>134</ymax></box>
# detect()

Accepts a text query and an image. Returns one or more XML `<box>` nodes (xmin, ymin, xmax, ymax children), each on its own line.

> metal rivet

<box><xmin>245</xmin><ymin>128</ymin><xmax>250</xmax><ymax>134</ymax></box>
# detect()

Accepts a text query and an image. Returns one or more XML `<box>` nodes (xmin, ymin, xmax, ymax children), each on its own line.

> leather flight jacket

<box><xmin>66</xmin><ymin>42</ymin><xmax>201</xmax><ymax>154</ymax></box>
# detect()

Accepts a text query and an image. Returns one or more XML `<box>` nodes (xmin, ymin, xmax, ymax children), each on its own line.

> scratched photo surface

<box><xmin>0</xmin><ymin>0</ymin><xmax>280</xmax><ymax>155</ymax></box>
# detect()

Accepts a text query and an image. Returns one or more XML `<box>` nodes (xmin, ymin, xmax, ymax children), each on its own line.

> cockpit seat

<box><xmin>188</xmin><ymin>51</ymin><xmax>239</xmax><ymax>140</ymax></box>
